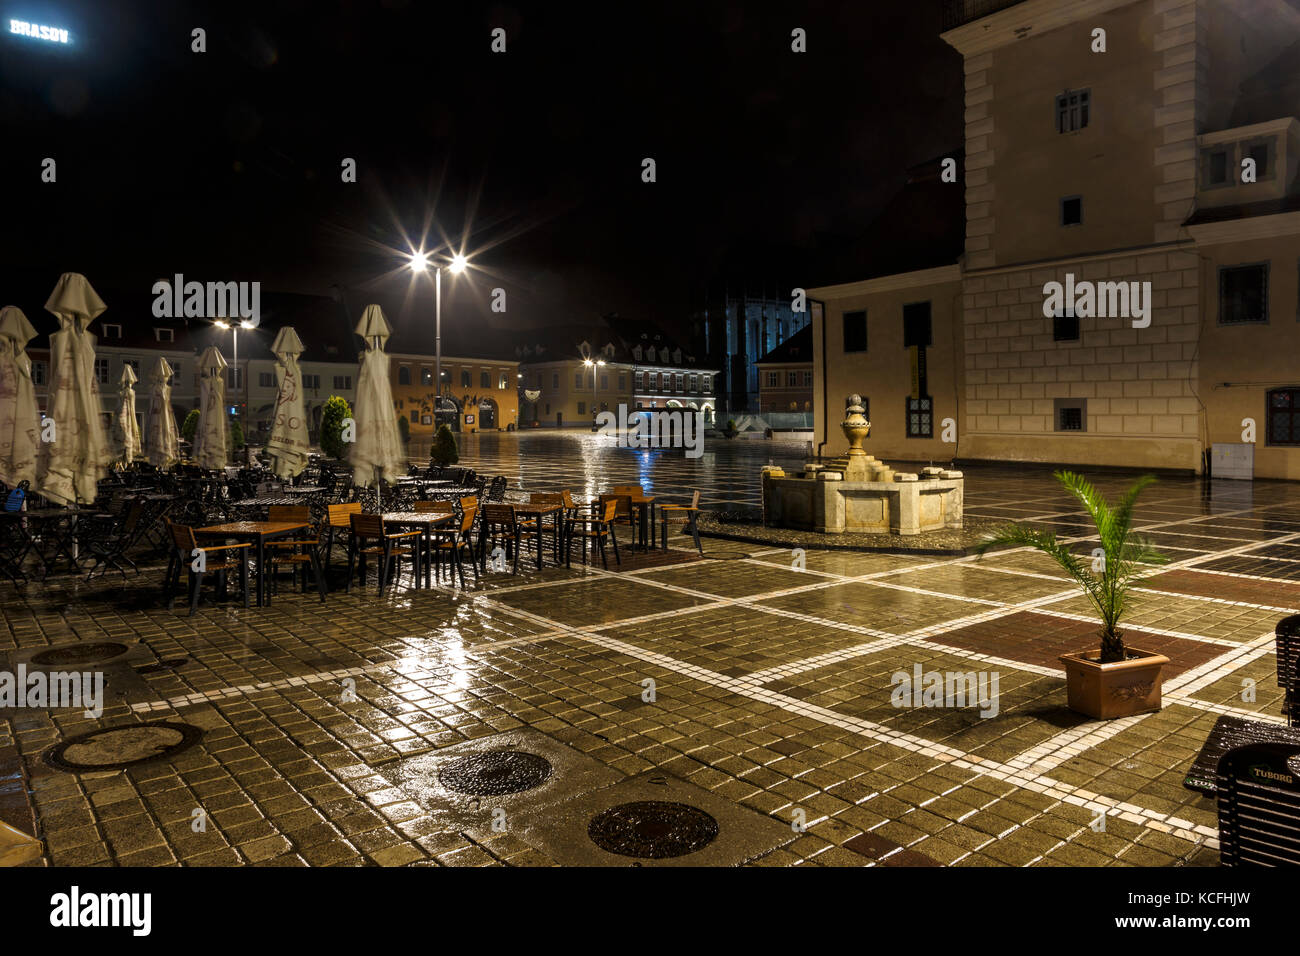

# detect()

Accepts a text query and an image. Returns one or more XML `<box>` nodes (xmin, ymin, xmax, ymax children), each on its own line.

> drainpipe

<box><xmin>814</xmin><ymin>297</ymin><xmax>829</xmax><ymax>460</ymax></box>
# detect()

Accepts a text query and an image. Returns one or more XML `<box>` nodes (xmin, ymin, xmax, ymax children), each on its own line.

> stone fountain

<box><xmin>761</xmin><ymin>394</ymin><xmax>964</xmax><ymax>535</ymax></box>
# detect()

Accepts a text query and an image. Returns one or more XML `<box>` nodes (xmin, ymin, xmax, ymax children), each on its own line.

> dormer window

<box><xmin>101</xmin><ymin>323</ymin><xmax>122</xmax><ymax>339</ymax></box>
<box><xmin>154</xmin><ymin>328</ymin><xmax>174</xmax><ymax>343</ymax></box>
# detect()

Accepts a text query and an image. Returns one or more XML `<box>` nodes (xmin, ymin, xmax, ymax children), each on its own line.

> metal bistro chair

<box><xmin>82</xmin><ymin>498</ymin><xmax>148</xmax><ymax>581</ymax></box>
<box><xmin>599</xmin><ymin>493</ymin><xmax>638</xmax><ymax>551</ymax></box>
<box><xmin>486</xmin><ymin>475</ymin><xmax>508</xmax><ymax>502</ymax></box>
<box><xmin>346</xmin><ymin>513</ymin><xmax>422</xmax><ymax>597</ymax></box>
<box><xmin>659</xmin><ymin>489</ymin><xmax>703</xmax><ymax>553</ymax></box>
<box><xmin>565</xmin><ymin>497</ymin><xmax>621</xmax><ymax>569</ymax></box>
<box><xmin>429</xmin><ymin>505</ymin><xmax>479</xmax><ymax>588</ymax></box>
<box><xmin>163</xmin><ymin>518</ymin><xmax>250</xmax><ymax>616</ymax></box>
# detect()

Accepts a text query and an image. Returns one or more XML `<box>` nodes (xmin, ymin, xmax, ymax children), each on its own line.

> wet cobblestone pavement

<box><xmin>3</xmin><ymin>440</ymin><xmax>1298</xmax><ymax>866</ymax></box>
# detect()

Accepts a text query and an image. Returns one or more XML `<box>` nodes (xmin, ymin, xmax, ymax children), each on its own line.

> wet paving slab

<box><xmin>6</xmin><ymin>461</ymin><xmax>1300</xmax><ymax>866</ymax></box>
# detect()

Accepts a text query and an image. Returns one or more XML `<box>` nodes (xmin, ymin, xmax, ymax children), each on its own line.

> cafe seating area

<box><xmin>0</xmin><ymin>455</ymin><xmax>704</xmax><ymax>615</ymax></box>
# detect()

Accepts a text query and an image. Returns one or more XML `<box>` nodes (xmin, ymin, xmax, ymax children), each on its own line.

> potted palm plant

<box><xmin>976</xmin><ymin>471</ymin><xmax>1170</xmax><ymax>720</ymax></box>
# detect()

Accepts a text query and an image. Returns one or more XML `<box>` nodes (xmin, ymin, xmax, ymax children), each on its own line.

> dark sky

<box><xmin>0</xmin><ymin>0</ymin><xmax>963</xmax><ymax>336</ymax></box>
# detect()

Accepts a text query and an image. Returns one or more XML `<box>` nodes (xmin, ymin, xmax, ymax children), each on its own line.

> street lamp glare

<box><xmin>409</xmin><ymin>251</ymin><xmax>429</xmax><ymax>272</ymax></box>
<box><xmin>448</xmin><ymin>254</ymin><xmax>468</xmax><ymax>274</ymax></box>
<box><xmin>214</xmin><ymin>319</ymin><xmax>230</xmax><ymax>330</ymax></box>
<box><xmin>239</xmin><ymin>320</ymin><xmax>254</xmax><ymax>330</ymax></box>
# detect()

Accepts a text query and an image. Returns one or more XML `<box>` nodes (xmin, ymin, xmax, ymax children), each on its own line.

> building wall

<box><xmin>756</xmin><ymin>363</ymin><xmax>813</xmax><ymax>413</ymax></box>
<box><xmin>811</xmin><ymin>267</ymin><xmax>965</xmax><ymax>464</ymax></box>
<box><xmin>1195</xmin><ymin>231</ymin><xmax>1300</xmax><ymax>479</ymax></box>
<box><xmin>518</xmin><ymin>361</ymin><xmax>633</xmax><ymax>427</ymax></box>
<box><xmin>960</xmin><ymin>248</ymin><xmax>1202</xmax><ymax>471</ymax></box>
<box><xmin>390</xmin><ymin>355</ymin><xmax>519</xmax><ymax>434</ymax></box>
<box><xmin>244</xmin><ymin>358</ymin><xmax>357</xmax><ymax>443</ymax></box>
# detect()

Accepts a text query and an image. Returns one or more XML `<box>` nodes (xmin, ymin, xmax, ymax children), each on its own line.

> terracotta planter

<box><xmin>1059</xmin><ymin>646</ymin><xmax>1169</xmax><ymax>720</ymax></box>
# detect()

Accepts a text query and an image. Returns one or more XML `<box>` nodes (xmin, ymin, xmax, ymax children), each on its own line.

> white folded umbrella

<box><xmin>0</xmin><ymin>305</ymin><xmax>40</xmax><ymax>488</ymax></box>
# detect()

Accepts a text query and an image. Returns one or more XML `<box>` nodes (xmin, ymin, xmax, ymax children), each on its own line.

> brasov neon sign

<box><xmin>9</xmin><ymin>19</ymin><xmax>70</xmax><ymax>43</ymax></box>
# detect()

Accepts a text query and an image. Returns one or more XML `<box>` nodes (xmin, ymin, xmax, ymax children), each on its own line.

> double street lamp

<box><xmin>214</xmin><ymin>318</ymin><xmax>255</xmax><ymax>428</ymax></box>
<box><xmin>583</xmin><ymin>356</ymin><xmax>606</xmax><ymax>425</ymax></box>
<box><xmin>409</xmin><ymin>251</ymin><xmax>468</xmax><ymax>427</ymax></box>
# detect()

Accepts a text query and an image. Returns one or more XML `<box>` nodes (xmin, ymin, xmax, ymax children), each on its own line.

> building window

<box><xmin>31</xmin><ymin>361</ymin><xmax>46</xmax><ymax>386</ymax></box>
<box><xmin>303</xmin><ymin>374</ymin><xmax>321</xmax><ymax>390</ymax></box>
<box><xmin>227</xmin><ymin>368</ymin><xmax>242</xmax><ymax>389</ymax></box>
<box><xmin>552</xmin><ymin>373</ymin><xmax>559</xmax><ymax>389</ymax></box>
<box><xmin>618</xmin><ymin>374</ymin><xmax>627</xmax><ymax>390</ymax></box>
<box><xmin>420</xmin><ymin>368</ymin><xmax>432</xmax><ymax>385</ymax></box>
<box><xmin>1267</xmin><ymin>388</ymin><xmax>1300</xmax><ymax>445</ymax></box>
<box><xmin>675</xmin><ymin>374</ymin><xmax>683</xmax><ymax>391</ymax></box>
<box><xmin>1055</xmin><ymin>88</ymin><xmax>1089</xmax><ymax>133</ymax></box>
<box><xmin>1053</xmin><ymin>310</ymin><xmax>1080</xmax><ymax>341</ymax></box>
<box><xmin>902</xmin><ymin>301</ymin><xmax>932</xmax><ymax>347</ymax></box>
<box><xmin>94</xmin><ymin>358</ymin><xmax>109</xmax><ymax>384</ymax></box>
<box><xmin>154</xmin><ymin>328</ymin><xmax>174</xmax><ymax>343</ymax></box>
<box><xmin>1054</xmin><ymin>398</ymin><xmax>1087</xmax><ymax>432</ymax></box>
<box><xmin>333</xmin><ymin>375</ymin><xmax>351</xmax><ymax>390</ymax></box>
<box><xmin>1245</xmin><ymin>140</ymin><xmax>1273</xmax><ymax>180</ymax></box>
<box><xmin>1200</xmin><ymin>146</ymin><xmax>1231</xmax><ymax>188</ymax></box>
<box><xmin>574</xmin><ymin>372</ymin><xmax>583</xmax><ymax>388</ymax></box>
<box><xmin>577</xmin><ymin>402</ymin><xmax>585</xmax><ymax>416</ymax></box>
<box><xmin>1219</xmin><ymin>264</ymin><xmax>1269</xmax><ymax>324</ymax></box>
<box><xmin>398</xmin><ymin>366</ymin><xmax>410</xmax><ymax>385</ymax></box>
<box><xmin>787</xmin><ymin>371</ymin><xmax>799</xmax><ymax>386</ymax></box>
<box><xmin>410</xmin><ymin>410</ymin><xmax>419</xmax><ymax>423</ymax></box>
<box><xmin>635</xmin><ymin>371</ymin><xmax>643</xmax><ymax>389</ymax></box>
<box><xmin>1060</xmin><ymin>195</ymin><xmax>1083</xmax><ymax>226</ymax></box>
<box><xmin>703</xmin><ymin>375</ymin><xmax>711</xmax><ymax>393</ymax></box>
<box><xmin>481</xmin><ymin>371</ymin><xmax>491</xmax><ymax>388</ymax></box>
<box><xmin>102</xmin><ymin>323</ymin><xmax>122</xmax><ymax>339</ymax></box>
<box><xmin>803</xmin><ymin>371</ymin><xmax>813</xmax><ymax>386</ymax></box>
<box><xmin>259</xmin><ymin>372</ymin><xmax>275</xmax><ymax>388</ymax></box>
<box><xmin>600</xmin><ymin>374</ymin><xmax>608</xmax><ymax>390</ymax></box>
<box><xmin>905</xmin><ymin>397</ymin><xmax>932</xmax><ymax>438</ymax></box>
<box><xmin>499</xmin><ymin>373</ymin><xmax>508</xmax><ymax>389</ymax></box>
<box><xmin>766</xmin><ymin>371</ymin><xmax>779</xmax><ymax>388</ymax></box>
<box><xmin>843</xmin><ymin>310</ymin><xmax>867</xmax><ymax>353</ymax></box>
<box><xmin>459</xmin><ymin>370</ymin><xmax>470</xmax><ymax>388</ymax></box>
<box><xmin>421</xmin><ymin>415</ymin><xmax>432</xmax><ymax>425</ymax></box>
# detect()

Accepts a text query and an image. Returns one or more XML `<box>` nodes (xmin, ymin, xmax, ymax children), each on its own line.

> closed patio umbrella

<box><xmin>115</xmin><ymin>364</ymin><xmax>141</xmax><ymax>467</ymax></box>
<box><xmin>194</xmin><ymin>345</ymin><xmax>229</xmax><ymax>470</ymax></box>
<box><xmin>267</xmin><ymin>326</ymin><xmax>310</xmax><ymax>479</ymax></box>
<box><xmin>144</xmin><ymin>357</ymin><xmax>179</xmax><ymax>469</ymax></box>
<box><xmin>0</xmin><ymin>306</ymin><xmax>40</xmax><ymax>487</ymax></box>
<box><xmin>36</xmin><ymin>273</ymin><xmax>111</xmax><ymax>506</ymax></box>
<box><xmin>348</xmin><ymin>304</ymin><xmax>404</xmax><ymax>493</ymax></box>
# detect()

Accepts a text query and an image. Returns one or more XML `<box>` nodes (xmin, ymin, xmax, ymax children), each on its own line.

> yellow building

<box><xmin>815</xmin><ymin>0</ymin><xmax>1300</xmax><ymax>479</ymax></box>
<box><xmin>389</xmin><ymin>354</ymin><xmax>519</xmax><ymax>436</ymax></box>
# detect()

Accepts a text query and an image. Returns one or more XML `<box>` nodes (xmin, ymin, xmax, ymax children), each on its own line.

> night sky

<box><xmin>1</xmin><ymin>1</ymin><xmax>964</xmax><ymax>337</ymax></box>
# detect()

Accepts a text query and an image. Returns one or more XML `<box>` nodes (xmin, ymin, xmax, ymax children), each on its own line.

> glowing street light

<box><xmin>408</xmin><ymin>248</ymin><xmax>473</xmax><ymax>426</ymax></box>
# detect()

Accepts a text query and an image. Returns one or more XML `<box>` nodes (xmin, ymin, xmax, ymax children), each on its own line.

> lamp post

<box><xmin>409</xmin><ymin>251</ymin><xmax>468</xmax><ymax>429</ymax></box>
<box><xmin>214</xmin><ymin>318</ymin><xmax>254</xmax><ymax>433</ymax></box>
<box><xmin>583</xmin><ymin>356</ymin><xmax>606</xmax><ymax>426</ymax></box>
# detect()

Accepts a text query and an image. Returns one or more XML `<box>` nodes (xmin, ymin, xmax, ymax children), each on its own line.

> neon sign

<box><xmin>9</xmin><ymin>19</ymin><xmax>70</xmax><ymax>43</ymax></box>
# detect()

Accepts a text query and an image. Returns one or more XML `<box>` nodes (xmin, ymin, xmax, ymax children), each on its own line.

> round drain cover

<box><xmin>587</xmin><ymin>801</ymin><xmax>719</xmax><ymax>859</ymax></box>
<box><xmin>31</xmin><ymin>642</ymin><xmax>129</xmax><ymax>667</ymax></box>
<box><xmin>44</xmin><ymin>721</ymin><xmax>203</xmax><ymax>772</ymax></box>
<box><xmin>438</xmin><ymin>750</ymin><xmax>553</xmax><ymax>796</ymax></box>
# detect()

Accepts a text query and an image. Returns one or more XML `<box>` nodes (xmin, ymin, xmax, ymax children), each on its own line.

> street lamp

<box><xmin>583</xmin><ymin>356</ymin><xmax>606</xmax><ymax>424</ymax></box>
<box><xmin>409</xmin><ymin>250</ymin><xmax>469</xmax><ymax>428</ymax></box>
<box><xmin>214</xmin><ymin>318</ymin><xmax>255</xmax><ymax>433</ymax></box>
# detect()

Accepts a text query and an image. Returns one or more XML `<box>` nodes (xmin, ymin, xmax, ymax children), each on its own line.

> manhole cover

<box><xmin>587</xmin><ymin>801</ymin><xmax>719</xmax><ymax>859</ymax></box>
<box><xmin>44</xmin><ymin>721</ymin><xmax>203</xmax><ymax>772</ymax></box>
<box><xmin>437</xmin><ymin>751</ymin><xmax>553</xmax><ymax>796</ymax></box>
<box><xmin>31</xmin><ymin>642</ymin><xmax>129</xmax><ymax>667</ymax></box>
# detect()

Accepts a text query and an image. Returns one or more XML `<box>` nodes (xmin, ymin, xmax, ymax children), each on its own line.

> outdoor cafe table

<box><xmin>623</xmin><ymin>493</ymin><xmax>656</xmax><ymax>551</ymax></box>
<box><xmin>381</xmin><ymin>511</ymin><xmax>455</xmax><ymax>587</ymax></box>
<box><xmin>196</xmin><ymin>520</ymin><xmax>310</xmax><ymax>607</ymax></box>
<box><xmin>513</xmin><ymin>501</ymin><xmax>564</xmax><ymax>568</ymax></box>
<box><xmin>283</xmin><ymin>486</ymin><xmax>326</xmax><ymax>495</ymax></box>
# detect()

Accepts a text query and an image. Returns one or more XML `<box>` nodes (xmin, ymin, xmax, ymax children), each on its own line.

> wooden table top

<box><xmin>514</xmin><ymin>503</ymin><xmax>563</xmax><ymax>515</ymax></box>
<box><xmin>197</xmin><ymin>521</ymin><xmax>309</xmax><ymax>536</ymax></box>
<box><xmin>381</xmin><ymin>511</ymin><xmax>455</xmax><ymax>525</ymax></box>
